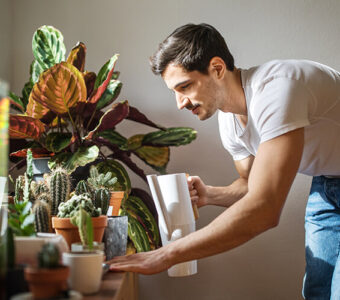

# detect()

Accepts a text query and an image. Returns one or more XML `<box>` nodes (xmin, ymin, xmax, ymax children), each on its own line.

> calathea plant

<box><xmin>8</xmin><ymin>25</ymin><xmax>197</xmax><ymax>181</ymax></box>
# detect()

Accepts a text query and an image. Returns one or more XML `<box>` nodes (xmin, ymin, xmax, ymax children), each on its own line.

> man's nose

<box><xmin>175</xmin><ymin>93</ymin><xmax>189</xmax><ymax>110</ymax></box>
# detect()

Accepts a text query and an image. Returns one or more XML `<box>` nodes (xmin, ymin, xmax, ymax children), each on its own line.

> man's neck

<box><xmin>219</xmin><ymin>68</ymin><xmax>247</xmax><ymax>117</ymax></box>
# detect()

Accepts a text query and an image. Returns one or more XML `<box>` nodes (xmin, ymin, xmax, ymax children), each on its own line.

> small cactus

<box><xmin>15</xmin><ymin>175</ymin><xmax>25</xmax><ymax>203</ymax></box>
<box><xmin>57</xmin><ymin>193</ymin><xmax>101</xmax><ymax>218</ymax></box>
<box><xmin>31</xmin><ymin>180</ymin><xmax>49</xmax><ymax>199</ymax></box>
<box><xmin>87</xmin><ymin>166</ymin><xmax>117</xmax><ymax>191</ymax></box>
<box><xmin>94</xmin><ymin>188</ymin><xmax>110</xmax><ymax>215</ymax></box>
<box><xmin>75</xmin><ymin>180</ymin><xmax>93</xmax><ymax>196</ymax></box>
<box><xmin>49</xmin><ymin>167</ymin><xmax>71</xmax><ymax>216</ymax></box>
<box><xmin>38</xmin><ymin>243</ymin><xmax>60</xmax><ymax>268</ymax></box>
<box><xmin>33</xmin><ymin>198</ymin><xmax>51</xmax><ymax>233</ymax></box>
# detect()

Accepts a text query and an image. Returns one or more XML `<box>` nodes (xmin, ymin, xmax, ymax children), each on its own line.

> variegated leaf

<box><xmin>29</xmin><ymin>62</ymin><xmax>87</xmax><ymax>115</ymax></box>
<box><xmin>67</xmin><ymin>42</ymin><xmax>86</xmax><ymax>72</ymax></box>
<box><xmin>9</xmin><ymin>115</ymin><xmax>45</xmax><ymax>139</ymax></box>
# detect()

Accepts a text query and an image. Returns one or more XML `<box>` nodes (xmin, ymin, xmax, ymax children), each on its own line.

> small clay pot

<box><xmin>52</xmin><ymin>215</ymin><xmax>108</xmax><ymax>248</ymax></box>
<box><xmin>109</xmin><ymin>191</ymin><xmax>125</xmax><ymax>216</ymax></box>
<box><xmin>24</xmin><ymin>266</ymin><xmax>69</xmax><ymax>299</ymax></box>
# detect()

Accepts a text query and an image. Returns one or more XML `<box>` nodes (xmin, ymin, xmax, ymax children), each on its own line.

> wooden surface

<box><xmin>84</xmin><ymin>272</ymin><xmax>138</xmax><ymax>300</ymax></box>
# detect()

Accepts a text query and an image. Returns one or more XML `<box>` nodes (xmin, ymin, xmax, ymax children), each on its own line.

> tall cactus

<box><xmin>70</xmin><ymin>207</ymin><xmax>93</xmax><ymax>248</ymax></box>
<box><xmin>49</xmin><ymin>167</ymin><xmax>71</xmax><ymax>215</ymax></box>
<box><xmin>94</xmin><ymin>188</ymin><xmax>110</xmax><ymax>215</ymax></box>
<box><xmin>14</xmin><ymin>175</ymin><xmax>25</xmax><ymax>203</ymax></box>
<box><xmin>33</xmin><ymin>198</ymin><xmax>51</xmax><ymax>233</ymax></box>
<box><xmin>75</xmin><ymin>180</ymin><xmax>92</xmax><ymax>196</ymax></box>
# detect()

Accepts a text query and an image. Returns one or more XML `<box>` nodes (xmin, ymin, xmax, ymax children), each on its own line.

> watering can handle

<box><xmin>186</xmin><ymin>174</ymin><xmax>199</xmax><ymax>220</ymax></box>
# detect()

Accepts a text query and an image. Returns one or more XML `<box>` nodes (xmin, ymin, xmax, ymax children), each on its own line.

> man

<box><xmin>108</xmin><ymin>23</ymin><xmax>340</xmax><ymax>299</ymax></box>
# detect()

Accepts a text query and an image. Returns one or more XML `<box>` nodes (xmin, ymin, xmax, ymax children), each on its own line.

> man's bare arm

<box><xmin>107</xmin><ymin>128</ymin><xmax>304</xmax><ymax>274</ymax></box>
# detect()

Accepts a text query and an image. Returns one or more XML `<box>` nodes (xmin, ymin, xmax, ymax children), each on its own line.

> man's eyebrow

<box><xmin>173</xmin><ymin>80</ymin><xmax>191</xmax><ymax>89</ymax></box>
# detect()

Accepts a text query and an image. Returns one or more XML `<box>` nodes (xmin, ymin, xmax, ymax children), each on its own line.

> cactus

<box><xmin>38</xmin><ymin>243</ymin><xmax>60</xmax><ymax>268</ymax></box>
<box><xmin>75</xmin><ymin>180</ymin><xmax>93</xmax><ymax>196</ymax></box>
<box><xmin>14</xmin><ymin>175</ymin><xmax>25</xmax><ymax>203</ymax></box>
<box><xmin>93</xmin><ymin>188</ymin><xmax>110</xmax><ymax>215</ymax></box>
<box><xmin>31</xmin><ymin>180</ymin><xmax>49</xmax><ymax>199</ymax></box>
<box><xmin>33</xmin><ymin>198</ymin><xmax>51</xmax><ymax>233</ymax></box>
<box><xmin>70</xmin><ymin>207</ymin><xmax>93</xmax><ymax>248</ymax></box>
<box><xmin>57</xmin><ymin>193</ymin><xmax>101</xmax><ymax>218</ymax></box>
<box><xmin>87</xmin><ymin>165</ymin><xmax>117</xmax><ymax>191</ymax></box>
<box><xmin>49</xmin><ymin>167</ymin><xmax>71</xmax><ymax>215</ymax></box>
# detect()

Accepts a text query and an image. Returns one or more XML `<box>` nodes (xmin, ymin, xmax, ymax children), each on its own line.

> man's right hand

<box><xmin>187</xmin><ymin>176</ymin><xmax>209</xmax><ymax>208</ymax></box>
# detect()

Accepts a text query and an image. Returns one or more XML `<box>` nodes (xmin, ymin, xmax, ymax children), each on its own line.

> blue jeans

<box><xmin>303</xmin><ymin>176</ymin><xmax>340</xmax><ymax>300</ymax></box>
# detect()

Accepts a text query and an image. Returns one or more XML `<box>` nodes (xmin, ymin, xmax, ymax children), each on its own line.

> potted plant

<box><xmin>8</xmin><ymin>24</ymin><xmax>196</xmax><ymax>254</ymax></box>
<box><xmin>24</xmin><ymin>242</ymin><xmax>69</xmax><ymax>299</ymax></box>
<box><xmin>52</xmin><ymin>193</ymin><xmax>107</xmax><ymax>248</ymax></box>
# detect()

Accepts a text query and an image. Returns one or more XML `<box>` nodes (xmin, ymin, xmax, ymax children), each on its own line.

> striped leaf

<box><xmin>9</xmin><ymin>114</ymin><xmax>45</xmax><ymax>139</ymax></box>
<box><xmin>128</xmin><ymin>134</ymin><xmax>169</xmax><ymax>173</ymax></box>
<box><xmin>96</xmin><ymin>79</ymin><xmax>122</xmax><ymax>110</ymax></box>
<box><xmin>142</xmin><ymin>127</ymin><xmax>197</xmax><ymax>147</ymax></box>
<box><xmin>94</xmin><ymin>54</ymin><xmax>119</xmax><ymax>90</ymax></box>
<box><xmin>29</xmin><ymin>62</ymin><xmax>87</xmax><ymax>115</ymax></box>
<box><xmin>45</xmin><ymin>132</ymin><xmax>73</xmax><ymax>152</ymax></box>
<box><xmin>32</xmin><ymin>25</ymin><xmax>66</xmax><ymax>72</ymax></box>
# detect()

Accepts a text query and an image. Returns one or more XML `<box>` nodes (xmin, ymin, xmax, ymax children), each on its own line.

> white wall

<box><xmin>0</xmin><ymin>0</ymin><xmax>12</xmax><ymax>82</ymax></box>
<box><xmin>6</xmin><ymin>0</ymin><xmax>340</xmax><ymax>299</ymax></box>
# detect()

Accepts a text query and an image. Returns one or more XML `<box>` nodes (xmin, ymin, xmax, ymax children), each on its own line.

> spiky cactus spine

<box><xmin>75</xmin><ymin>180</ymin><xmax>92</xmax><ymax>196</ymax></box>
<box><xmin>94</xmin><ymin>188</ymin><xmax>110</xmax><ymax>215</ymax></box>
<box><xmin>49</xmin><ymin>167</ymin><xmax>71</xmax><ymax>216</ymax></box>
<box><xmin>87</xmin><ymin>165</ymin><xmax>117</xmax><ymax>190</ymax></box>
<box><xmin>33</xmin><ymin>197</ymin><xmax>51</xmax><ymax>233</ymax></box>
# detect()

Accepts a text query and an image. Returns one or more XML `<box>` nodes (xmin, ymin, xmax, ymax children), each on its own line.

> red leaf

<box><xmin>9</xmin><ymin>115</ymin><xmax>46</xmax><ymax>139</ymax></box>
<box><xmin>84</xmin><ymin>101</ymin><xmax>129</xmax><ymax>140</ymax></box>
<box><xmin>127</xmin><ymin>106</ymin><xmax>165</xmax><ymax>130</ymax></box>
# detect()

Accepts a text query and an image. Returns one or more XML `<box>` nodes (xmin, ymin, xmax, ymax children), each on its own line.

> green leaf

<box><xmin>97</xmin><ymin>130</ymin><xmax>128</xmax><ymax>150</ymax></box>
<box><xmin>142</xmin><ymin>127</ymin><xmax>197</xmax><ymax>147</ymax></box>
<box><xmin>48</xmin><ymin>145</ymin><xmax>99</xmax><ymax>174</ymax></box>
<box><xmin>45</xmin><ymin>132</ymin><xmax>72</xmax><ymax>153</ymax></box>
<box><xmin>22</xmin><ymin>213</ymin><xmax>35</xmax><ymax>228</ymax></box>
<box><xmin>128</xmin><ymin>135</ymin><xmax>169</xmax><ymax>173</ymax></box>
<box><xmin>26</xmin><ymin>148</ymin><xmax>33</xmax><ymax>179</ymax></box>
<box><xmin>96</xmin><ymin>80</ymin><xmax>122</xmax><ymax>110</ymax></box>
<box><xmin>21</xmin><ymin>80</ymin><xmax>34</xmax><ymax>109</ymax></box>
<box><xmin>86</xmin><ymin>213</ymin><xmax>93</xmax><ymax>250</ymax></box>
<box><xmin>94</xmin><ymin>54</ymin><xmax>119</xmax><ymax>90</ymax></box>
<box><xmin>22</xmin><ymin>200</ymin><xmax>32</xmax><ymax>216</ymax></box>
<box><xmin>32</xmin><ymin>25</ymin><xmax>66</xmax><ymax>72</ymax></box>
<box><xmin>31</xmin><ymin>60</ymin><xmax>45</xmax><ymax>84</ymax></box>
<box><xmin>9</xmin><ymin>92</ymin><xmax>24</xmax><ymax>112</ymax></box>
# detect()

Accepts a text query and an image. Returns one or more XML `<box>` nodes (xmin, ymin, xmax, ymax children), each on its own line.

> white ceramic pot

<box><xmin>62</xmin><ymin>251</ymin><xmax>104</xmax><ymax>294</ymax></box>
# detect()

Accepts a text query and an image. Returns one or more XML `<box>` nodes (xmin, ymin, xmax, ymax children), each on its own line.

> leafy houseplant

<box><xmin>8</xmin><ymin>25</ymin><xmax>197</xmax><ymax>180</ymax></box>
<box><xmin>9</xmin><ymin>25</ymin><xmax>197</xmax><ymax>253</ymax></box>
<box><xmin>24</xmin><ymin>243</ymin><xmax>69</xmax><ymax>299</ymax></box>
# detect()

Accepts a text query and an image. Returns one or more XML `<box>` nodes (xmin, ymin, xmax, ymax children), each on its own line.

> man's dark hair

<box><xmin>150</xmin><ymin>23</ymin><xmax>234</xmax><ymax>75</ymax></box>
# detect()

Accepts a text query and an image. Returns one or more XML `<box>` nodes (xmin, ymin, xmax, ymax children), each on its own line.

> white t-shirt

<box><xmin>218</xmin><ymin>59</ymin><xmax>340</xmax><ymax>176</ymax></box>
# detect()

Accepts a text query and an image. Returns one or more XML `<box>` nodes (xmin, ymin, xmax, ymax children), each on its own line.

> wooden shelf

<box><xmin>84</xmin><ymin>272</ymin><xmax>138</xmax><ymax>300</ymax></box>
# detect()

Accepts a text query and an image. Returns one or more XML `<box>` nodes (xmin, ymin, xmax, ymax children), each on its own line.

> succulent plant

<box><xmin>30</xmin><ymin>180</ymin><xmax>50</xmax><ymax>199</ymax></box>
<box><xmin>57</xmin><ymin>193</ymin><xmax>101</xmax><ymax>218</ymax></box>
<box><xmin>38</xmin><ymin>243</ymin><xmax>60</xmax><ymax>268</ymax></box>
<box><xmin>75</xmin><ymin>180</ymin><xmax>93</xmax><ymax>196</ymax></box>
<box><xmin>87</xmin><ymin>165</ymin><xmax>117</xmax><ymax>191</ymax></box>
<box><xmin>70</xmin><ymin>207</ymin><xmax>93</xmax><ymax>248</ymax></box>
<box><xmin>49</xmin><ymin>167</ymin><xmax>71</xmax><ymax>215</ymax></box>
<box><xmin>93</xmin><ymin>188</ymin><xmax>110</xmax><ymax>215</ymax></box>
<box><xmin>14</xmin><ymin>175</ymin><xmax>25</xmax><ymax>203</ymax></box>
<box><xmin>33</xmin><ymin>198</ymin><xmax>51</xmax><ymax>233</ymax></box>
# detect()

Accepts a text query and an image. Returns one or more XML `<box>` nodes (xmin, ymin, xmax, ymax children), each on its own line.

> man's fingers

<box><xmin>190</xmin><ymin>189</ymin><xmax>197</xmax><ymax>197</ymax></box>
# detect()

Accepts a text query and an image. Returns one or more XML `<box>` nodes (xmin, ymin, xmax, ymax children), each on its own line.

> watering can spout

<box><xmin>147</xmin><ymin>175</ymin><xmax>172</xmax><ymax>240</ymax></box>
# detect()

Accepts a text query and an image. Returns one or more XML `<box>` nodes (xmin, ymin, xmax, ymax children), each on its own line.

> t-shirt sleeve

<box><xmin>251</xmin><ymin>77</ymin><xmax>311</xmax><ymax>142</ymax></box>
<box><xmin>218</xmin><ymin>111</ymin><xmax>252</xmax><ymax>161</ymax></box>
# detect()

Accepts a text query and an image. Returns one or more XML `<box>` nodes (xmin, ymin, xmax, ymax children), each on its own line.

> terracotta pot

<box><xmin>24</xmin><ymin>266</ymin><xmax>69</xmax><ymax>299</ymax></box>
<box><xmin>109</xmin><ymin>191</ymin><xmax>125</xmax><ymax>216</ymax></box>
<box><xmin>52</xmin><ymin>215</ymin><xmax>108</xmax><ymax>248</ymax></box>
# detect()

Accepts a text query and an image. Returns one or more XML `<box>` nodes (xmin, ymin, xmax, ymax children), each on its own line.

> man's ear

<box><xmin>209</xmin><ymin>57</ymin><xmax>226</xmax><ymax>79</ymax></box>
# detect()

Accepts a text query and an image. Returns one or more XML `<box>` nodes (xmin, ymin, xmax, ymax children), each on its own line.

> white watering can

<box><xmin>147</xmin><ymin>173</ymin><xmax>198</xmax><ymax>277</ymax></box>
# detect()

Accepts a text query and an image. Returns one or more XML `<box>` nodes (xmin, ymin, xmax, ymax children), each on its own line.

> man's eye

<box><xmin>181</xmin><ymin>83</ymin><xmax>190</xmax><ymax>90</ymax></box>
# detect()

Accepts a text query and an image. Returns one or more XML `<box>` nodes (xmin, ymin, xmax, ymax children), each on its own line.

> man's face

<box><xmin>162</xmin><ymin>64</ymin><xmax>219</xmax><ymax>120</ymax></box>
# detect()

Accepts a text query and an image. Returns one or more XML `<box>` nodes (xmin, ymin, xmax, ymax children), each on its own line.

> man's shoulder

<box><xmin>243</xmin><ymin>59</ymin><xmax>337</xmax><ymax>88</ymax></box>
